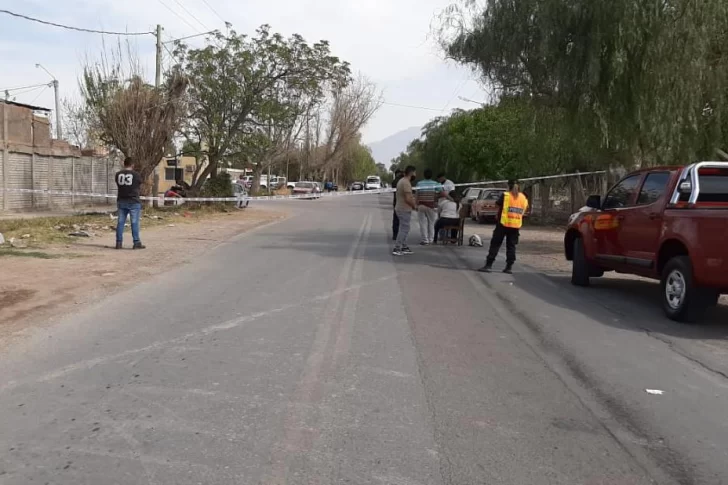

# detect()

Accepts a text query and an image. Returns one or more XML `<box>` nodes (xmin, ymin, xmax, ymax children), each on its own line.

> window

<box><xmin>165</xmin><ymin>168</ymin><xmax>183</xmax><ymax>181</ymax></box>
<box><xmin>482</xmin><ymin>190</ymin><xmax>504</xmax><ymax>200</ymax></box>
<box><xmin>637</xmin><ymin>172</ymin><xmax>670</xmax><ymax>205</ymax></box>
<box><xmin>603</xmin><ymin>175</ymin><xmax>641</xmax><ymax>209</ymax></box>
<box><xmin>679</xmin><ymin>168</ymin><xmax>728</xmax><ymax>203</ymax></box>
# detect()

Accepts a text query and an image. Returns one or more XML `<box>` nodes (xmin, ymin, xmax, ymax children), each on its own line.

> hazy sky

<box><xmin>0</xmin><ymin>0</ymin><xmax>487</xmax><ymax>143</ymax></box>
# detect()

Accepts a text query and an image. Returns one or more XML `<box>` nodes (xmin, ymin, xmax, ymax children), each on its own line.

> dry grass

<box><xmin>0</xmin><ymin>204</ymin><xmax>236</xmax><ymax>248</ymax></box>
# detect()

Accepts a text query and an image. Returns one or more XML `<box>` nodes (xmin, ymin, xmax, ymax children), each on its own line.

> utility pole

<box><xmin>152</xmin><ymin>24</ymin><xmax>163</xmax><ymax>206</ymax></box>
<box><xmin>35</xmin><ymin>64</ymin><xmax>62</xmax><ymax>139</ymax></box>
<box><xmin>52</xmin><ymin>79</ymin><xmax>61</xmax><ymax>140</ymax></box>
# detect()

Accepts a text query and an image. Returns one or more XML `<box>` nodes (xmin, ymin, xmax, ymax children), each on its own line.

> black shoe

<box><xmin>477</xmin><ymin>264</ymin><xmax>493</xmax><ymax>273</ymax></box>
<box><xmin>401</xmin><ymin>246</ymin><xmax>413</xmax><ymax>255</ymax></box>
<box><xmin>133</xmin><ymin>242</ymin><xmax>146</xmax><ymax>250</ymax></box>
<box><xmin>419</xmin><ymin>241</ymin><xmax>429</xmax><ymax>246</ymax></box>
<box><xmin>503</xmin><ymin>265</ymin><xmax>513</xmax><ymax>274</ymax></box>
<box><xmin>115</xmin><ymin>242</ymin><xmax>123</xmax><ymax>250</ymax></box>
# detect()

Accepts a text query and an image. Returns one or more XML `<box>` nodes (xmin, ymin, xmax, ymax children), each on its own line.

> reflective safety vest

<box><xmin>500</xmin><ymin>192</ymin><xmax>529</xmax><ymax>229</ymax></box>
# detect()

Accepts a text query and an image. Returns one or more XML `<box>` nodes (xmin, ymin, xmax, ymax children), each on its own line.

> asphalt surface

<box><xmin>2</xmin><ymin>194</ymin><xmax>728</xmax><ymax>484</ymax></box>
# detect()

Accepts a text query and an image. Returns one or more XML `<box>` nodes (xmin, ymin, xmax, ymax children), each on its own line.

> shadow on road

<box><xmin>513</xmin><ymin>271</ymin><xmax>728</xmax><ymax>339</ymax></box>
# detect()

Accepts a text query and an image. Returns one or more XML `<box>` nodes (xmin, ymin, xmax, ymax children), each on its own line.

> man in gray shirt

<box><xmin>393</xmin><ymin>165</ymin><xmax>417</xmax><ymax>256</ymax></box>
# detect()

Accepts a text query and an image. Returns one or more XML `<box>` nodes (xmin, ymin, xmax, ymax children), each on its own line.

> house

<box><xmin>158</xmin><ymin>155</ymin><xmax>199</xmax><ymax>193</ymax></box>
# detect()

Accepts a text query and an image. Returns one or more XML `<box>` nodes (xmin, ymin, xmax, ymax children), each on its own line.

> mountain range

<box><xmin>367</xmin><ymin>126</ymin><xmax>422</xmax><ymax>168</ymax></box>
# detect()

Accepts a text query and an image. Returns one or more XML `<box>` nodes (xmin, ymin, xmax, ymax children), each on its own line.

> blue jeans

<box><xmin>116</xmin><ymin>201</ymin><xmax>142</xmax><ymax>244</ymax></box>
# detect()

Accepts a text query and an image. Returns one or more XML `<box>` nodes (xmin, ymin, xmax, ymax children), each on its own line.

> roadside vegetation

<box><xmin>392</xmin><ymin>0</ymin><xmax>728</xmax><ymax>180</ymax></box>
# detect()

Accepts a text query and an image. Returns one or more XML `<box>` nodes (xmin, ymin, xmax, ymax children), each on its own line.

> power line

<box><xmin>0</xmin><ymin>9</ymin><xmax>153</xmax><ymax>35</ymax></box>
<box><xmin>28</xmin><ymin>85</ymin><xmax>50</xmax><ymax>105</ymax></box>
<box><xmin>155</xmin><ymin>0</ymin><xmax>201</xmax><ymax>33</ymax></box>
<box><xmin>200</xmin><ymin>0</ymin><xmax>226</xmax><ymax>25</ymax></box>
<box><xmin>163</xmin><ymin>30</ymin><xmax>217</xmax><ymax>44</ymax></box>
<box><xmin>381</xmin><ymin>101</ymin><xmax>443</xmax><ymax>112</ymax></box>
<box><xmin>170</xmin><ymin>0</ymin><xmax>209</xmax><ymax>31</ymax></box>
<box><xmin>0</xmin><ymin>82</ymin><xmax>49</xmax><ymax>93</ymax></box>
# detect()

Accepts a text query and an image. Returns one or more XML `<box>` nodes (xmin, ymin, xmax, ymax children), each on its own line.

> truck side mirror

<box><xmin>586</xmin><ymin>195</ymin><xmax>601</xmax><ymax>209</ymax></box>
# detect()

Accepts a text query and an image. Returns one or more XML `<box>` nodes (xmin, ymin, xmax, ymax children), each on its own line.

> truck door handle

<box><xmin>648</xmin><ymin>212</ymin><xmax>659</xmax><ymax>220</ymax></box>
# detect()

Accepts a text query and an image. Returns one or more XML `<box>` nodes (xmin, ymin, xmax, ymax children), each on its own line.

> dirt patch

<box><xmin>0</xmin><ymin>207</ymin><xmax>287</xmax><ymax>347</ymax></box>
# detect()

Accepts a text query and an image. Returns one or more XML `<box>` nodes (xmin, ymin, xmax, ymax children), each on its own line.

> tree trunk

<box><xmin>251</xmin><ymin>165</ymin><xmax>263</xmax><ymax>194</ymax></box>
<box><xmin>540</xmin><ymin>181</ymin><xmax>551</xmax><ymax>220</ymax></box>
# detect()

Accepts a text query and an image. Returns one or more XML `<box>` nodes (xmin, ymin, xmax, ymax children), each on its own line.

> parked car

<box><xmin>564</xmin><ymin>162</ymin><xmax>728</xmax><ymax>322</ymax></box>
<box><xmin>461</xmin><ymin>188</ymin><xmax>485</xmax><ymax>220</ymax></box>
<box><xmin>292</xmin><ymin>181</ymin><xmax>321</xmax><ymax>199</ymax></box>
<box><xmin>471</xmin><ymin>188</ymin><xmax>507</xmax><ymax>223</ymax></box>
<box><xmin>287</xmin><ymin>181</ymin><xmax>297</xmax><ymax>189</ymax></box>
<box><xmin>350</xmin><ymin>181</ymin><xmax>364</xmax><ymax>191</ymax></box>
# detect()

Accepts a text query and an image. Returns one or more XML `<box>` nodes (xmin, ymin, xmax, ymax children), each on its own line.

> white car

<box><xmin>365</xmin><ymin>176</ymin><xmax>381</xmax><ymax>190</ymax></box>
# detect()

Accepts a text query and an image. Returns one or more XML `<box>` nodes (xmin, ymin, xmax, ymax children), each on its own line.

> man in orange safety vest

<box><xmin>478</xmin><ymin>179</ymin><xmax>529</xmax><ymax>274</ymax></box>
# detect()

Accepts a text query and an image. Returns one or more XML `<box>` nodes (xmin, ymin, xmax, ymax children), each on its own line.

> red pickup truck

<box><xmin>565</xmin><ymin>162</ymin><xmax>728</xmax><ymax>322</ymax></box>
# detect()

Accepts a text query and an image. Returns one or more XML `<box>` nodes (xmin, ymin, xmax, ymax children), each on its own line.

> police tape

<box><xmin>0</xmin><ymin>170</ymin><xmax>607</xmax><ymax>203</ymax></box>
<box><xmin>0</xmin><ymin>186</ymin><xmax>396</xmax><ymax>202</ymax></box>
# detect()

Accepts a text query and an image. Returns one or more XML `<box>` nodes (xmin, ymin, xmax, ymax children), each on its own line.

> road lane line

<box><xmin>0</xmin><ymin>268</ymin><xmax>394</xmax><ymax>395</ymax></box>
<box><xmin>264</xmin><ymin>214</ymin><xmax>371</xmax><ymax>485</ymax></box>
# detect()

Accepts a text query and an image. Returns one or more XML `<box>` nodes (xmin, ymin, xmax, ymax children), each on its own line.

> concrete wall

<box><xmin>0</xmin><ymin>151</ymin><xmax>120</xmax><ymax>212</ymax></box>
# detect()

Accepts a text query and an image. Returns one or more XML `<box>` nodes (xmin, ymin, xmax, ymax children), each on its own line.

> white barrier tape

<box><xmin>0</xmin><ymin>170</ymin><xmax>607</xmax><ymax>202</ymax></box>
<box><xmin>0</xmin><ymin>187</ymin><xmax>395</xmax><ymax>202</ymax></box>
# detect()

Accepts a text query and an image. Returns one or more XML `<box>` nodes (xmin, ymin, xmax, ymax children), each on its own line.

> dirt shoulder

<box><xmin>0</xmin><ymin>207</ymin><xmax>287</xmax><ymax>346</ymax></box>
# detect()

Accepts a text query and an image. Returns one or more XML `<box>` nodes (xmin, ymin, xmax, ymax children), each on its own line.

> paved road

<box><xmin>2</xmin><ymin>195</ymin><xmax>728</xmax><ymax>484</ymax></box>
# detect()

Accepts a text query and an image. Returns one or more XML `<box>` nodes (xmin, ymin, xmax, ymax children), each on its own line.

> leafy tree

<box><xmin>441</xmin><ymin>0</ymin><xmax>728</xmax><ymax>165</ymax></box>
<box><xmin>173</xmin><ymin>25</ymin><xmax>351</xmax><ymax>191</ymax></box>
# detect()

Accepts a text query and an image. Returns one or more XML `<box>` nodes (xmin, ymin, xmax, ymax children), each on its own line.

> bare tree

<box><xmin>80</xmin><ymin>42</ymin><xmax>188</xmax><ymax>194</ymax></box>
<box><xmin>304</xmin><ymin>76</ymin><xmax>383</xmax><ymax>182</ymax></box>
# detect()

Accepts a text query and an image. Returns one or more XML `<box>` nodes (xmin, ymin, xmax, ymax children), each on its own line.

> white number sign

<box><xmin>117</xmin><ymin>174</ymin><xmax>134</xmax><ymax>186</ymax></box>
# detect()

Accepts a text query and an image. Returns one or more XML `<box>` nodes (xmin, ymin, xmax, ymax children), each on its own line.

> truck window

<box><xmin>637</xmin><ymin>172</ymin><xmax>670</xmax><ymax>205</ymax></box>
<box><xmin>679</xmin><ymin>168</ymin><xmax>728</xmax><ymax>203</ymax></box>
<box><xmin>602</xmin><ymin>174</ymin><xmax>642</xmax><ymax>209</ymax></box>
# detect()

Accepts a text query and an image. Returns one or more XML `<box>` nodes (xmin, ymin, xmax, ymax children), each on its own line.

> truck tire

<box><xmin>571</xmin><ymin>237</ymin><xmax>590</xmax><ymax>287</ymax></box>
<box><xmin>661</xmin><ymin>256</ymin><xmax>717</xmax><ymax>323</ymax></box>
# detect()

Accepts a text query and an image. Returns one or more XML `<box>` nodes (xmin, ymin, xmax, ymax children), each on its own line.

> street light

<box><xmin>35</xmin><ymin>63</ymin><xmax>62</xmax><ymax>140</ymax></box>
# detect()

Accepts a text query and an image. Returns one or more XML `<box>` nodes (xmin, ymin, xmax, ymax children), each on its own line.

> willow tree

<box><xmin>440</xmin><ymin>0</ymin><xmax>728</xmax><ymax>166</ymax></box>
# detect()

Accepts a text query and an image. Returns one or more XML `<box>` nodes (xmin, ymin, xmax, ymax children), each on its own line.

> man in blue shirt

<box><xmin>415</xmin><ymin>169</ymin><xmax>443</xmax><ymax>245</ymax></box>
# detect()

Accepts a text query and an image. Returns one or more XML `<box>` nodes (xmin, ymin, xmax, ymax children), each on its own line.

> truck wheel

<box><xmin>571</xmin><ymin>237</ymin><xmax>590</xmax><ymax>287</ymax></box>
<box><xmin>661</xmin><ymin>256</ymin><xmax>717</xmax><ymax>323</ymax></box>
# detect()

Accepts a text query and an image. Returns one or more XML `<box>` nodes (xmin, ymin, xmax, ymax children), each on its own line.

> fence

<box><xmin>463</xmin><ymin>170</ymin><xmax>621</xmax><ymax>224</ymax></box>
<box><xmin>0</xmin><ymin>151</ymin><xmax>120</xmax><ymax>212</ymax></box>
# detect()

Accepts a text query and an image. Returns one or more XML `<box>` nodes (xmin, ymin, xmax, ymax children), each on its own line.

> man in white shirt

<box><xmin>437</xmin><ymin>173</ymin><xmax>456</xmax><ymax>194</ymax></box>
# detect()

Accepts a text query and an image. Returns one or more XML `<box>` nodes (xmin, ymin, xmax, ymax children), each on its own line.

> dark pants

<box><xmin>392</xmin><ymin>211</ymin><xmax>400</xmax><ymax>240</ymax></box>
<box><xmin>486</xmin><ymin>224</ymin><xmax>519</xmax><ymax>266</ymax></box>
<box><xmin>434</xmin><ymin>217</ymin><xmax>460</xmax><ymax>243</ymax></box>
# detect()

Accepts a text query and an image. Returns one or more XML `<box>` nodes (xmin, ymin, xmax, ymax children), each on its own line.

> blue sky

<box><xmin>0</xmin><ymin>0</ymin><xmax>488</xmax><ymax>144</ymax></box>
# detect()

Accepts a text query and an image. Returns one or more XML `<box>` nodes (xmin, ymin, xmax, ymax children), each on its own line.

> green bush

<box><xmin>201</xmin><ymin>172</ymin><xmax>234</xmax><ymax>198</ymax></box>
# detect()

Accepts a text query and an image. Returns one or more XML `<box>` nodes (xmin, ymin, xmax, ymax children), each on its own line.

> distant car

<box><xmin>471</xmin><ymin>188</ymin><xmax>507</xmax><ymax>223</ymax></box>
<box><xmin>350</xmin><ymin>181</ymin><xmax>364</xmax><ymax>191</ymax></box>
<box><xmin>461</xmin><ymin>188</ymin><xmax>485</xmax><ymax>220</ymax></box>
<box><xmin>365</xmin><ymin>176</ymin><xmax>382</xmax><ymax>190</ymax></box>
<box><xmin>287</xmin><ymin>181</ymin><xmax>296</xmax><ymax>189</ymax></box>
<box><xmin>293</xmin><ymin>181</ymin><xmax>321</xmax><ymax>199</ymax></box>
